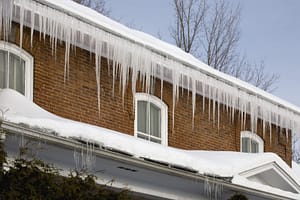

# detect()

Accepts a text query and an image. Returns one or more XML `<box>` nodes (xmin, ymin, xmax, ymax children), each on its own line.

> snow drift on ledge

<box><xmin>1</xmin><ymin>88</ymin><xmax>300</xmax><ymax>199</ymax></box>
<box><xmin>0</xmin><ymin>89</ymin><xmax>292</xmax><ymax>177</ymax></box>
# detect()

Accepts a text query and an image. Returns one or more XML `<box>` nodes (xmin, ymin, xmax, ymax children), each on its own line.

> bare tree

<box><xmin>203</xmin><ymin>1</ymin><xmax>240</xmax><ymax>73</ymax></box>
<box><xmin>170</xmin><ymin>0</ymin><xmax>279</xmax><ymax>92</ymax></box>
<box><xmin>170</xmin><ymin>0</ymin><xmax>207</xmax><ymax>54</ymax></box>
<box><xmin>72</xmin><ymin>0</ymin><xmax>110</xmax><ymax>16</ymax></box>
<box><xmin>232</xmin><ymin>59</ymin><xmax>279</xmax><ymax>92</ymax></box>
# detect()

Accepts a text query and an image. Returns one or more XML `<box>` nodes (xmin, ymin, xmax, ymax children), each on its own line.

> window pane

<box><xmin>137</xmin><ymin>101</ymin><xmax>149</xmax><ymax>134</ymax></box>
<box><xmin>251</xmin><ymin>141</ymin><xmax>259</xmax><ymax>153</ymax></box>
<box><xmin>150</xmin><ymin>137</ymin><xmax>161</xmax><ymax>144</ymax></box>
<box><xmin>137</xmin><ymin>133</ymin><xmax>149</xmax><ymax>141</ymax></box>
<box><xmin>242</xmin><ymin>138</ymin><xmax>250</xmax><ymax>152</ymax></box>
<box><xmin>150</xmin><ymin>103</ymin><xmax>161</xmax><ymax>138</ymax></box>
<box><xmin>9</xmin><ymin>53</ymin><xmax>25</xmax><ymax>95</ymax></box>
<box><xmin>0</xmin><ymin>50</ymin><xmax>8</xmax><ymax>88</ymax></box>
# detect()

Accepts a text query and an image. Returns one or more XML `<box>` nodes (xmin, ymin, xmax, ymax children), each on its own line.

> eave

<box><xmin>0</xmin><ymin>120</ymin><xmax>298</xmax><ymax>200</ymax></box>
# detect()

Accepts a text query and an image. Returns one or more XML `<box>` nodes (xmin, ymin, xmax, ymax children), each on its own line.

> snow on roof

<box><xmin>1</xmin><ymin>88</ymin><xmax>300</xmax><ymax>199</ymax></box>
<box><xmin>293</xmin><ymin>161</ymin><xmax>300</xmax><ymax>179</ymax></box>
<box><xmin>37</xmin><ymin>0</ymin><xmax>300</xmax><ymax>113</ymax></box>
<box><xmin>6</xmin><ymin>0</ymin><xmax>300</xmax><ymax>138</ymax></box>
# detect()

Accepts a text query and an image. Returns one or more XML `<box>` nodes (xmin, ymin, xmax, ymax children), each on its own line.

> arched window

<box><xmin>241</xmin><ymin>131</ymin><xmax>264</xmax><ymax>153</ymax></box>
<box><xmin>0</xmin><ymin>42</ymin><xmax>33</xmax><ymax>100</ymax></box>
<box><xmin>134</xmin><ymin>93</ymin><xmax>168</xmax><ymax>145</ymax></box>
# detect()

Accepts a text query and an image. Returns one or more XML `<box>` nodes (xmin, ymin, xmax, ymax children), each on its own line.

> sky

<box><xmin>105</xmin><ymin>0</ymin><xmax>300</xmax><ymax>107</ymax></box>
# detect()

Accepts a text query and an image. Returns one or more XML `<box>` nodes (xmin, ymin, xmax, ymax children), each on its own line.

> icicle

<box><xmin>95</xmin><ymin>39</ymin><xmax>102</xmax><ymax>114</ymax></box>
<box><xmin>0</xmin><ymin>0</ymin><xmax>14</xmax><ymax>40</ymax></box>
<box><xmin>202</xmin><ymin>81</ymin><xmax>205</xmax><ymax>113</ymax></box>
<box><xmin>160</xmin><ymin>61</ymin><xmax>164</xmax><ymax>100</ymax></box>
<box><xmin>231</xmin><ymin>88</ymin><xmax>237</xmax><ymax>124</ymax></box>
<box><xmin>172</xmin><ymin>70</ymin><xmax>176</xmax><ymax>130</ymax></box>
<box><xmin>172</xmin><ymin>67</ymin><xmax>178</xmax><ymax>130</ymax></box>
<box><xmin>187</xmin><ymin>75</ymin><xmax>190</xmax><ymax>101</ymax></box>
<box><xmin>131</xmin><ymin>54</ymin><xmax>137</xmax><ymax>106</ymax></box>
<box><xmin>204</xmin><ymin>176</ymin><xmax>223</xmax><ymax>200</ymax></box>
<box><xmin>30</xmin><ymin>6</ymin><xmax>35</xmax><ymax>47</ymax></box>
<box><xmin>64</xmin><ymin>40</ymin><xmax>70</xmax><ymax>82</ymax></box>
<box><xmin>208</xmin><ymin>84</ymin><xmax>211</xmax><ymax>121</ymax></box>
<box><xmin>19</xmin><ymin>4</ymin><xmax>24</xmax><ymax>49</ymax></box>
<box><xmin>261</xmin><ymin>101</ymin><xmax>266</xmax><ymax>139</ymax></box>
<box><xmin>217</xmin><ymin>88</ymin><xmax>221</xmax><ymax>130</ymax></box>
<box><xmin>112</xmin><ymin>59</ymin><xmax>116</xmax><ymax>97</ymax></box>
<box><xmin>73</xmin><ymin>149</ymin><xmax>80</xmax><ymax>169</ymax></box>
<box><xmin>192</xmin><ymin>78</ymin><xmax>196</xmax><ymax>128</ymax></box>
<box><xmin>269</xmin><ymin>109</ymin><xmax>272</xmax><ymax>146</ymax></box>
<box><xmin>212</xmin><ymin>87</ymin><xmax>216</xmax><ymax>125</ymax></box>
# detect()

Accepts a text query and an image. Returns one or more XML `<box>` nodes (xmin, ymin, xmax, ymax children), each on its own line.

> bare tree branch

<box><xmin>170</xmin><ymin>0</ymin><xmax>207</xmax><ymax>54</ymax></box>
<box><xmin>170</xmin><ymin>0</ymin><xmax>279</xmax><ymax>92</ymax></box>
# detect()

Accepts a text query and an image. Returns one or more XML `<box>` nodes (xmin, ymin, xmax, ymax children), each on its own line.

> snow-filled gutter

<box><xmin>0</xmin><ymin>120</ymin><xmax>296</xmax><ymax>200</ymax></box>
<box><xmin>3</xmin><ymin>0</ymin><xmax>300</xmax><ymax>140</ymax></box>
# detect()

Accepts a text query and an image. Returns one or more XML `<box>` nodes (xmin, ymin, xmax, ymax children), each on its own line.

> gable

<box><xmin>240</xmin><ymin>162</ymin><xmax>300</xmax><ymax>194</ymax></box>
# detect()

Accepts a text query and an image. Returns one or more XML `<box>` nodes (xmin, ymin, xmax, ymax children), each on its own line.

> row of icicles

<box><xmin>1</xmin><ymin>0</ymin><xmax>299</xmax><ymax>143</ymax></box>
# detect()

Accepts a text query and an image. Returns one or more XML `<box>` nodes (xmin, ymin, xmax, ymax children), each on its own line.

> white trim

<box><xmin>240</xmin><ymin>162</ymin><xmax>300</xmax><ymax>194</ymax></box>
<box><xmin>0</xmin><ymin>41</ymin><xmax>34</xmax><ymax>100</ymax></box>
<box><xmin>134</xmin><ymin>93</ymin><xmax>168</xmax><ymax>146</ymax></box>
<box><xmin>240</xmin><ymin>131</ymin><xmax>264</xmax><ymax>153</ymax></box>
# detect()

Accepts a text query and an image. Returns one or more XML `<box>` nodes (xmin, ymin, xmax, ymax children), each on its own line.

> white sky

<box><xmin>106</xmin><ymin>0</ymin><xmax>300</xmax><ymax>107</ymax></box>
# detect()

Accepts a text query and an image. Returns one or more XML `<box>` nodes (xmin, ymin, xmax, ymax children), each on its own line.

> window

<box><xmin>135</xmin><ymin>93</ymin><xmax>168</xmax><ymax>145</ymax></box>
<box><xmin>0</xmin><ymin>42</ymin><xmax>33</xmax><ymax>100</ymax></box>
<box><xmin>241</xmin><ymin>131</ymin><xmax>264</xmax><ymax>153</ymax></box>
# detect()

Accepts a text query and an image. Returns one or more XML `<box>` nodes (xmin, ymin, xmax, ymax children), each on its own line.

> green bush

<box><xmin>0</xmin><ymin>143</ymin><xmax>131</xmax><ymax>200</ymax></box>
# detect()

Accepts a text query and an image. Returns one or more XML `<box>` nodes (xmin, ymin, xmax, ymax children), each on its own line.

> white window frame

<box><xmin>134</xmin><ymin>93</ymin><xmax>168</xmax><ymax>146</ymax></box>
<box><xmin>240</xmin><ymin>131</ymin><xmax>264</xmax><ymax>153</ymax></box>
<box><xmin>0</xmin><ymin>41</ymin><xmax>33</xmax><ymax>100</ymax></box>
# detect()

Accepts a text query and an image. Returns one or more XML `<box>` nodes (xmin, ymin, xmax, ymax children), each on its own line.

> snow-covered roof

<box><xmin>3</xmin><ymin>0</ymin><xmax>300</xmax><ymax>139</ymax></box>
<box><xmin>293</xmin><ymin>161</ymin><xmax>300</xmax><ymax>179</ymax></box>
<box><xmin>1</xmin><ymin>88</ymin><xmax>300</xmax><ymax>199</ymax></box>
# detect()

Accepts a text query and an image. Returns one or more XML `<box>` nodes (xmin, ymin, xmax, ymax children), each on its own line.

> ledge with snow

<box><xmin>1</xmin><ymin>89</ymin><xmax>300</xmax><ymax>199</ymax></box>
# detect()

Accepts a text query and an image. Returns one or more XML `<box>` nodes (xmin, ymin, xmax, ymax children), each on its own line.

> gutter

<box><xmin>0</xmin><ymin>120</ymin><xmax>296</xmax><ymax>200</ymax></box>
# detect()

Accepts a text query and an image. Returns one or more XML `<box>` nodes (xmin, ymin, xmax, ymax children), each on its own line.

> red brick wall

<box><xmin>11</xmin><ymin>24</ymin><xmax>292</xmax><ymax>165</ymax></box>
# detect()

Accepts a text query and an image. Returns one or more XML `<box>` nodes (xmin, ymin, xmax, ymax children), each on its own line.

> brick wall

<box><xmin>11</xmin><ymin>24</ymin><xmax>292</xmax><ymax>165</ymax></box>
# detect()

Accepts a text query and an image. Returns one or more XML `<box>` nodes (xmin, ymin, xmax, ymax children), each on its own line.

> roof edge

<box><xmin>0</xmin><ymin>120</ymin><xmax>298</xmax><ymax>200</ymax></box>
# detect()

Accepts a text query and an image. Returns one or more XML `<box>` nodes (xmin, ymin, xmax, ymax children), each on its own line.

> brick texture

<box><xmin>10</xmin><ymin>24</ymin><xmax>292</xmax><ymax>166</ymax></box>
